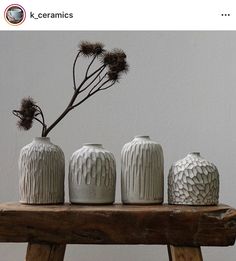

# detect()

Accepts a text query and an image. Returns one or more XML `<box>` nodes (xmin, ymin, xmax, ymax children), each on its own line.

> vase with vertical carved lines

<box><xmin>19</xmin><ymin>137</ymin><xmax>65</xmax><ymax>204</ymax></box>
<box><xmin>121</xmin><ymin>136</ymin><xmax>164</xmax><ymax>204</ymax></box>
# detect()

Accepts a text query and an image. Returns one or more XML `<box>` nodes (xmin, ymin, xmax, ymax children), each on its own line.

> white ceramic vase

<box><xmin>69</xmin><ymin>144</ymin><xmax>116</xmax><ymax>204</ymax></box>
<box><xmin>168</xmin><ymin>152</ymin><xmax>219</xmax><ymax>205</ymax></box>
<box><xmin>19</xmin><ymin>137</ymin><xmax>65</xmax><ymax>204</ymax></box>
<box><xmin>121</xmin><ymin>136</ymin><xmax>164</xmax><ymax>204</ymax></box>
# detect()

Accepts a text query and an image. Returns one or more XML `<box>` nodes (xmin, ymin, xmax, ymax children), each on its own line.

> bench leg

<box><xmin>26</xmin><ymin>243</ymin><xmax>66</xmax><ymax>261</ymax></box>
<box><xmin>167</xmin><ymin>245</ymin><xmax>203</xmax><ymax>261</ymax></box>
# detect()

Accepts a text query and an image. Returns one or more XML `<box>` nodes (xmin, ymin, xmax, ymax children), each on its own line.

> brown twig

<box><xmin>13</xmin><ymin>41</ymin><xmax>128</xmax><ymax>137</ymax></box>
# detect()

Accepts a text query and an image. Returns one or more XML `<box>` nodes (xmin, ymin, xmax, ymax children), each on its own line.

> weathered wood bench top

<box><xmin>0</xmin><ymin>203</ymin><xmax>235</xmax><ymax>246</ymax></box>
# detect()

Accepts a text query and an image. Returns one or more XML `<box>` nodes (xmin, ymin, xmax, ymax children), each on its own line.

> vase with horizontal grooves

<box><xmin>19</xmin><ymin>137</ymin><xmax>65</xmax><ymax>204</ymax></box>
<box><xmin>121</xmin><ymin>135</ymin><xmax>164</xmax><ymax>204</ymax></box>
<box><xmin>69</xmin><ymin>144</ymin><xmax>116</xmax><ymax>204</ymax></box>
<box><xmin>168</xmin><ymin>152</ymin><xmax>219</xmax><ymax>205</ymax></box>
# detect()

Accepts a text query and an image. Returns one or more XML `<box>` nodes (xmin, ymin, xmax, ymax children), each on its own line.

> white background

<box><xmin>0</xmin><ymin>31</ymin><xmax>236</xmax><ymax>260</ymax></box>
<box><xmin>0</xmin><ymin>0</ymin><xmax>236</xmax><ymax>29</ymax></box>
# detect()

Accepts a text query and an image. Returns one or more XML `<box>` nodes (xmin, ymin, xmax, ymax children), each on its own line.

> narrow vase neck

<box><xmin>189</xmin><ymin>152</ymin><xmax>201</xmax><ymax>157</ymax></box>
<box><xmin>33</xmin><ymin>137</ymin><xmax>51</xmax><ymax>143</ymax></box>
<box><xmin>134</xmin><ymin>135</ymin><xmax>150</xmax><ymax>140</ymax></box>
<box><xmin>83</xmin><ymin>143</ymin><xmax>103</xmax><ymax>148</ymax></box>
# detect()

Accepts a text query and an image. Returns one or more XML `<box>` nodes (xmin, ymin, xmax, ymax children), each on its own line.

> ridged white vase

<box><xmin>168</xmin><ymin>152</ymin><xmax>219</xmax><ymax>205</ymax></box>
<box><xmin>121</xmin><ymin>136</ymin><xmax>164</xmax><ymax>204</ymax></box>
<box><xmin>69</xmin><ymin>144</ymin><xmax>116</xmax><ymax>204</ymax></box>
<box><xmin>19</xmin><ymin>137</ymin><xmax>65</xmax><ymax>204</ymax></box>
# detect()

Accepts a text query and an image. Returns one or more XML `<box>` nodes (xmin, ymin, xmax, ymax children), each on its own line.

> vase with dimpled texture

<box><xmin>168</xmin><ymin>152</ymin><xmax>219</xmax><ymax>205</ymax></box>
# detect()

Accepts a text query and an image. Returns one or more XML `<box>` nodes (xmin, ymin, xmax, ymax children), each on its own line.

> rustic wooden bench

<box><xmin>0</xmin><ymin>203</ymin><xmax>235</xmax><ymax>261</ymax></box>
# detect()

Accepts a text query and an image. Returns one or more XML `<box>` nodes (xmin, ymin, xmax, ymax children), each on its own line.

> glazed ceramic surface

<box><xmin>69</xmin><ymin>144</ymin><xmax>116</xmax><ymax>204</ymax></box>
<box><xmin>168</xmin><ymin>152</ymin><xmax>219</xmax><ymax>205</ymax></box>
<box><xmin>121</xmin><ymin>136</ymin><xmax>164</xmax><ymax>204</ymax></box>
<box><xmin>19</xmin><ymin>137</ymin><xmax>65</xmax><ymax>204</ymax></box>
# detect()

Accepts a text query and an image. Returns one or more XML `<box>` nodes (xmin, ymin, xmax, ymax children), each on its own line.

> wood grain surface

<box><xmin>0</xmin><ymin>203</ymin><xmax>235</xmax><ymax>246</ymax></box>
<box><xmin>26</xmin><ymin>243</ymin><xmax>66</xmax><ymax>261</ymax></box>
<box><xmin>168</xmin><ymin>245</ymin><xmax>203</xmax><ymax>261</ymax></box>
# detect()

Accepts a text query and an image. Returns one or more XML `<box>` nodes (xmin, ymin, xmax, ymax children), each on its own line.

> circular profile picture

<box><xmin>4</xmin><ymin>4</ymin><xmax>26</xmax><ymax>25</ymax></box>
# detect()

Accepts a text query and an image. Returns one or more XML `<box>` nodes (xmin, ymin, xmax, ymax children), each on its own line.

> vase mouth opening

<box><xmin>83</xmin><ymin>143</ymin><xmax>103</xmax><ymax>148</ymax></box>
<box><xmin>33</xmin><ymin>137</ymin><xmax>50</xmax><ymax>142</ymax></box>
<box><xmin>134</xmin><ymin>135</ymin><xmax>150</xmax><ymax>139</ymax></box>
<box><xmin>189</xmin><ymin>152</ymin><xmax>201</xmax><ymax>156</ymax></box>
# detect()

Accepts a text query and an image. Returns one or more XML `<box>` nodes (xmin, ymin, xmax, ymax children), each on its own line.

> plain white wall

<box><xmin>0</xmin><ymin>31</ymin><xmax>236</xmax><ymax>260</ymax></box>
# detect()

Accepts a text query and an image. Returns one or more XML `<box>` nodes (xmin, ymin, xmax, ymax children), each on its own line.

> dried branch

<box><xmin>72</xmin><ymin>51</ymin><xmax>81</xmax><ymax>91</ymax></box>
<box><xmin>13</xmin><ymin>41</ymin><xmax>128</xmax><ymax>137</ymax></box>
<box><xmin>85</xmin><ymin>55</ymin><xmax>97</xmax><ymax>78</ymax></box>
<box><xmin>79</xmin><ymin>66</ymin><xmax>106</xmax><ymax>94</ymax></box>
